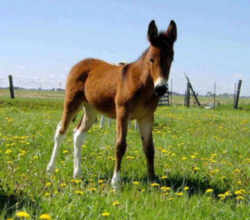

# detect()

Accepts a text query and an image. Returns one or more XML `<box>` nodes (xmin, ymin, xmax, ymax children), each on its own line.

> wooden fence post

<box><xmin>213</xmin><ymin>82</ymin><xmax>216</xmax><ymax>109</ymax></box>
<box><xmin>234</xmin><ymin>80</ymin><xmax>242</xmax><ymax>109</ymax></box>
<box><xmin>8</xmin><ymin>75</ymin><xmax>15</xmax><ymax>99</ymax></box>
<box><xmin>184</xmin><ymin>82</ymin><xmax>190</xmax><ymax>107</ymax></box>
<box><xmin>184</xmin><ymin>74</ymin><xmax>201</xmax><ymax>107</ymax></box>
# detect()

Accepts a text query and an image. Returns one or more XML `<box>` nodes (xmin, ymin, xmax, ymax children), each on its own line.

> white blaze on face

<box><xmin>154</xmin><ymin>77</ymin><xmax>167</xmax><ymax>88</ymax></box>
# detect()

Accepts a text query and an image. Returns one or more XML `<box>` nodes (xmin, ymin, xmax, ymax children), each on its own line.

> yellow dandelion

<box><xmin>237</xmin><ymin>180</ymin><xmax>242</xmax><ymax>185</ymax></box>
<box><xmin>74</xmin><ymin>190</ymin><xmax>84</xmax><ymax>195</ymax></box>
<box><xmin>205</xmin><ymin>188</ymin><xmax>214</xmax><ymax>193</ymax></box>
<box><xmin>233</xmin><ymin>168</ymin><xmax>241</xmax><ymax>174</ymax></box>
<box><xmin>88</xmin><ymin>187</ymin><xmax>97</xmax><ymax>192</ymax></box>
<box><xmin>5</xmin><ymin>149</ymin><xmax>12</xmax><ymax>154</ymax></box>
<box><xmin>193</xmin><ymin>167</ymin><xmax>200</xmax><ymax>171</ymax></box>
<box><xmin>175</xmin><ymin>192</ymin><xmax>183</xmax><ymax>196</ymax></box>
<box><xmin>211</xmin><ymin>153</ymin><xmax>217</xmax><ymax>158</ymax></box>
<box><xmin>181</xmin><ymin>156</ymin><xmax>187</xmax><ymax>160</ymax></box>
<box><xmin>60</xmin><ymin>183</ymin><xmax>66</xmax><ymax>188</ymax></box>
<box><xmin>98</xmin><ymin>179</ymin><xmax>104</xmax><ymax>184</ymax></box>
<box><xmin>151</xmin><ymin>182</ymin><xmax>160</xmax><ymax>187</ymax></box>
<box><xmin>235</xmin><ymin>189</ymin><xmax>246</xmax><ymax>195</ymax></box>
<box><xmin>218</xmin><ymin>194</ymin><xmax>226</xmax><ymax>200</ymax></box>
<box><xmin>101</xmin><ymin>212</ymin><xmax>110</xmax><ymax>217</ymax></box>
<box><xmin>224</xmin><ymin>191</ymin><xmax>232</xmax><ymax>197</ymax></box>
<box><xmin>112</xmin><ymin>200</ymin><xmax>120</xmax><ymax>206</ymax></box>
<box><xmin>44</xmin><ymin>192</ymin><xmax>51</xmax><ymax>197</ymax></box>
<box><xmin>184</xmin><ymin>186</ymin><xmax>189</xmax><ymax>191</ymax></box>
<box><xmin>236</xmin><ymin>195</ymin><xmax>245</xmax><ymax>201</ymax></box>
<box><xmin>191</xmin><ymin>155</ymin><xmax>196</xmax><ymax>159</ymax></box>
<box><xmin>71</xmin><ymin>179</ymin><xmax>82</xmax><ymax>184</ymax></box>
<box><xmin>160</xmin><ymin>186</ymin><xmax>171</xmax><ymax>192</ymax></box>
<box><xmin>45</xmin><ymin>182</ymin><xmax>52</xmax><ymax>187</ymax></box>
<box><xmin>132</xmin><ymin>181</ymin><xmax>140</xmax><ymax>185</ymax></box>
<box><xmin>16</xmin><ymin>211</ymin><xmax>30</xmax><ymax>218</ymax></box>
<box><xmin>161</xmin><ymin>149</ymin><xmax>167</xmax><ymax>153</ymax></box>
<box><xmin>160</xmin><ymin>175</ymin><xmax>167</xmax><ymax>180</ymax></box>
<box><xmin>39</xmin><ymin>213</ymin><xmax>52</xmax><ymax>220</ymax></box>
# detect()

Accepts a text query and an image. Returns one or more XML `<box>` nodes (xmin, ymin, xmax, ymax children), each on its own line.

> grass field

<box><xmin>0</xmin><ymin>96</ymin><xmax>249</xmax><ymax>219</ymax></box>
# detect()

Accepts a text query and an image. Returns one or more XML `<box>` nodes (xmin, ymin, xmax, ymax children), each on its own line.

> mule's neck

<box><xmin>130</xmin><ymin>48</ymin><xmax>152</xmax><ymax>85</ymax></box>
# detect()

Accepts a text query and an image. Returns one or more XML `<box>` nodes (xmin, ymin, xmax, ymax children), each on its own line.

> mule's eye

<box><xmin>150</xmin><ymin>58</ymin><xmax>154</xmax><ymax>63</ymax></box>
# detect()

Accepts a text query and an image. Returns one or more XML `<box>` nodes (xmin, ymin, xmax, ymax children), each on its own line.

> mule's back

<box><xmin>65</xmin><ymin>58</ymin><xmax>122</xmax><ymax>117</ymax></box>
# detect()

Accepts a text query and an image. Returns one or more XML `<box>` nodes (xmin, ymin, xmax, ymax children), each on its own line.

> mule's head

<box><xmin>147</xmin><ymin>20</ymin><xmax>177</xmax><ymax>96</ymax></box>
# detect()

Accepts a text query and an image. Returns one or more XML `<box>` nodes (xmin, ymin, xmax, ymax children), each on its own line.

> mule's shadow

<box><xmin>131</xmin><ymin>175</ymin><xmax>229</xmax><ymax>197</ymax></box>
<box><xmin>0</xmin><ymin>184</ymin><xmax>40</xmax><ymax>218</ymax></box>
<box><xmin>96</xmin><ymin>173</ymin><xmax>230</xmax><ymax>198</ymax></box>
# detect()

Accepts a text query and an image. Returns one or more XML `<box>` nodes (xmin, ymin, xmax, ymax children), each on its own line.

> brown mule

<box><xmin>47</xmin><ymin>20</ymin><xmax>177</xmax><ymax>187</ymax></box>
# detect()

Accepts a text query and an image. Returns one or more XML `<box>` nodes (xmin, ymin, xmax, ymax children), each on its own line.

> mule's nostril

<box><xmin>154</xmin><ymin>85</ymin><xmax>167</xmax><ymax>97</ymax></box>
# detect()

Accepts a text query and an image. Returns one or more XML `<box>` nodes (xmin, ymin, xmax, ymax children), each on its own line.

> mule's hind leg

<box><xmin>46</xmin><ymin>121</ymin><xmax>66</xmax><ymax>173</ymax></box>
<box><xmin>73</xmin><ymin>104</ymin><xmax>97</xmax><ymax>178</ymax></box>
<box><xmin>47</xmin><ymin>96</ymin><xmax>83</xmax><ymax>174</ymax></box>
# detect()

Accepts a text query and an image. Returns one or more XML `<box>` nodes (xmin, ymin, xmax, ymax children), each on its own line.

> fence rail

<box><xmin>1</xmin><ymin>75</ymin><xmax>249</xmax><ymax>109</ymax></box>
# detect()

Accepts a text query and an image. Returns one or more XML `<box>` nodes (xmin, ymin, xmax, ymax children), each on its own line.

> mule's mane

<box><xmin>137</xmin><ymin>48</ymin><xmax>149</xmax><ymax>62</ymax></box>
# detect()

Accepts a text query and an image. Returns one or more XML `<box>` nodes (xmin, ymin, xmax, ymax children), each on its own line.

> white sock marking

<box><xmin>73</xmin><ymin>129</ymin><xmax>85</xmax><ymax>178</ymax></box>
<box><xmin>111</xmin><ymin>171</ymin><xmax>121</xmax><ymax>188</ymax></box>
<box><xmin>47</xmin><ymin>122</ymin><xmax>65</xmax><ymax>173</ymax></box>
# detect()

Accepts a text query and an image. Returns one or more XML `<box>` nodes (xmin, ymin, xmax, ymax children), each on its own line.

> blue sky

<box><xmin>0</xmin><ymin>0</ymin><xmax>250</xmax><ymax>95</ymax></box>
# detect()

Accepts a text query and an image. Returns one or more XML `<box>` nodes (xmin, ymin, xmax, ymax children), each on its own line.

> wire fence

<box><xmin>1</xmin><ymin>75</ymin><xmax>250</xmax><ymax>107</ymax></box>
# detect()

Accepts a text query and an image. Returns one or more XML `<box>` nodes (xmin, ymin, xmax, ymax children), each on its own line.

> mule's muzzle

<box><xmin>154</xmin><ymin>85</ymin><xmax>167</xmax><ymax>97</ymax></box>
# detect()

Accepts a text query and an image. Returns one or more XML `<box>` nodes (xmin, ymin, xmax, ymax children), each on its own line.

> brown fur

<box><xmin>55</xmin><ymin>20</ymin><xmax>177</xmax><ymax>180</ymax></box>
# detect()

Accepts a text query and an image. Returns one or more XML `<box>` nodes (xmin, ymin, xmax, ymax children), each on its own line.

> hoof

<box><xmin>46</xmin><ymin>164</ymin><xmax>55</xmax><ymax>174</ymax></box>
<box><xmin>73</xmin><ymin>169</ymin><xmax>82</xmax><ymax>179</ymax></box>
<box><xmin>111</xmin><ymin>172</ymin><xmax>121</xmax><ymax>189</ymax></box>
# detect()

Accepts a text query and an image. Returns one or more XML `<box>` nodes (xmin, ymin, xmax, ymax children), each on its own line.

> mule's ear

<box><xmin>165</xmin><ymin>20</ymin><xmax>177</xmax><ymax>44</ymax></box>
<box><xmin>147</xmin><ymin>20</ymin><xmax>158</xmax><ymax>45</ymax></box>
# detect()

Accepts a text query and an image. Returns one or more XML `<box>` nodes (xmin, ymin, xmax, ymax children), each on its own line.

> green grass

<box><xmin>0</xmin><ymin>97</ymin><xmax>249</xmax><ymax>219</ymax></box>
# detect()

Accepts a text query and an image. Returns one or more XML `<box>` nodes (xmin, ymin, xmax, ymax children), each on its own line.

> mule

<box><xmin>47</xmin><ymin>20</ymin><xmax>177</xmax><ymax>187</ymax></box>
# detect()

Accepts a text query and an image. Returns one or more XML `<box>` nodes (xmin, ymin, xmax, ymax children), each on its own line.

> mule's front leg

<box><xmin>138</xmin><ymin>115</ymin><xmax>156</xmax><ymax>180</ymax></box>
<box><xmin>111</xmin><ymin>106</ymin><xmax>128</xmax><ymax>188</ymax></box>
